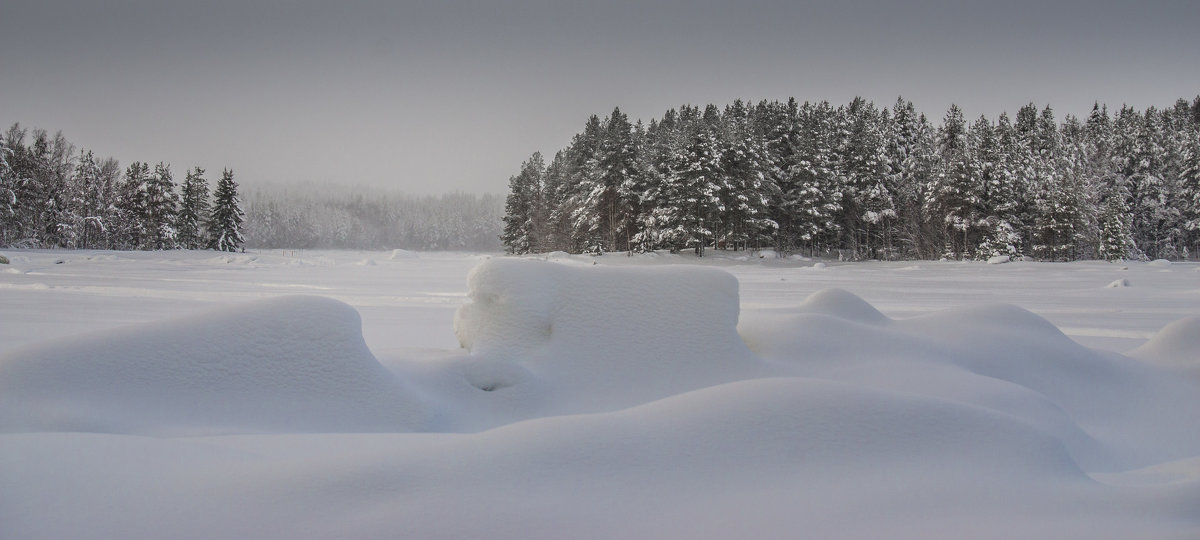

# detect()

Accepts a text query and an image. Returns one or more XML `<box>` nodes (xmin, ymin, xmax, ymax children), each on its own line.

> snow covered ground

<box><xmin>2</xmin><ymin>249</ymin><xmax>1199</xmax><ymax>538</ymax></box>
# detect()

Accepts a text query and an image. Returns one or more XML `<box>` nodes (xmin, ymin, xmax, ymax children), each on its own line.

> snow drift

<box><xmin>3</xmin><ymin>252</ymin><xmax>1200</xmax><ymax>539</ymax></box>
<box><xmin>0</xmin><ymin>296</ymin><xmax>426</xmax><ymax>435</ymax></box>
<box><xmin>453</xmin><ymin>258</ymin><xmax>762</xmax><ymax>411</ymax></box>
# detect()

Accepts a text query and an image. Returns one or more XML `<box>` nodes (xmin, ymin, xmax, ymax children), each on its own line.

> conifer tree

<box><xmin>176</xmin><ymin>167</ymin><xmax>210</xmax><ymax>249</ymax></box>
<box><xmin>207</xmin><ymin>168</ymin><xmax>245</xmax><ymax>252</ymax></box>
<box><xmin>926</xmin><ymin>104</ymin><xmax>977</xmax><ymax>258</ymax></box>
<box><xmin>500</xmin><ymin>152</ymin><xmax>545</xmax><ymax>254</ymax></box>
<box><xmin>783</xmin><ymin>101</ymin><xmax>843</xmax><ymax>254</ymax></box>
<box><xmin>144</xmin><ymin>162</ymin><xmax>179</xmax><ymax>249</ymax></box>
<box><xmin>652</xmin><ymin>124</ymin><xmax>724</xmax><ymax>255</ymax></box>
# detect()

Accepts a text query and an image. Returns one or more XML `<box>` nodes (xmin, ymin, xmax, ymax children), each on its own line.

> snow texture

<box><xmin>454</xmin><ymin>258</ymin><xmax>761</xmax><ymax>411</ymax></box>
<box><xmin>2</xmin><ymin>251</ymin><xmax>1200</xmax><ymax>539</ymax></box>
<box><xmin>0</xmin><ymin>296</ymin><xmax>426</xmax><ymax>435</ymax></box>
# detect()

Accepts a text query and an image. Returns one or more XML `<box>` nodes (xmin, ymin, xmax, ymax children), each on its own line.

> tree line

<box><xmin>502</xmin><ymin>96</ymin><xmax>1200</xmax><ymax>261</ymax></box>
<box><xmin>0</xmin><ymin>124</ymin><xmax>245</xmax><ymax>251</ymax></box>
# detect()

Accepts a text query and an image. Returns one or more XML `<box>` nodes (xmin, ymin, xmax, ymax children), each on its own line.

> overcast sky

<box><xmin>3</xmin><ymin>1</ymin><xmax>1198</xmax><ymax>195</ymax></box>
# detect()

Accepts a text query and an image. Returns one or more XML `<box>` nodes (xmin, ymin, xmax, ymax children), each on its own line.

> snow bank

<box><xmin>0</xmin><ymin>296</ymin><xmax>426</xmax><ymax>435</ymax></box>
<box><xmin>1132</xmin><ymin>315</ymin><xmax>1200</xmax><ymax>380</ymax></box>
<box><xmin>740</xmin><ymin>287</ymin><xmax>1200</xmax><ymax>470</ymax></box>
<box><xmin>454</xmin><ymin>259</ymin><xmax>761</xmax><ymax>411</ymax></box>
<box><xmin>388</xmin><ymin>249</ymin><xmax>418</xmax><ymax>259</ymax></box>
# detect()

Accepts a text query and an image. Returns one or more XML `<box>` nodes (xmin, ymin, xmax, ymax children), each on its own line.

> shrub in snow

<box><xmin>0</xmin><ymin>254</ymin><xmax>8</xmax><ymax>264</ymax></box>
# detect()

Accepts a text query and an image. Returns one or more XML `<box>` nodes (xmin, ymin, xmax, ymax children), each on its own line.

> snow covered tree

<box><xmin>592</xmin><ymin>107</ymin><xmax>639</xmax><ymax>252</ymax></box>
<box><xmin>651</xmin><ymin>123</ymin><xmax>724</xmax><ymax>255</ymax></box>
<box><xmin>781</xmin><ymin>101</ymin><xmax>843</xmax><ymax>255</ymax></box>
<box><xmin>144</xmin><ymin>162</ymin><xmax>179</xmax><ymax>250</ymax></box>
<box><xmin>176</xmin><ymin>167</ymin><xmax>210</xmax><ymax>249</ymax></box>
<box><xmin>717</xmin><ymin>100</ymin><xmax>779</xmax><ymax>251</ymax></box>
<box><xmin>925</xmin><ymin>104</ymin><xmax>977</xmax><ymax>258</ymax></box>
<box><xmin>841</xmin><ymin>98</ymin><xmax>893</xmax><ymax>258</ymax></box>
<box><xmin>113</xmin><ymin>161</ymin><xmax>150</xmax><ymax>249</ymax></box>
<box><xmin>207</xmin><ymin>168</ymin><xmax>245</xmax><ymax>252</ymax></box>
<box><xmin>0</xmin><ymin>127</ymin><xmax>19</xmax><ymax>246</ymax></box>
<box><xmin>1180</xmin><ymin>128</ymin><xmax>1200</xmax><ymax>256</ymax></box>
<box><xmin>501</xmin><ymin>152</ymin><xmax>545</xmax><ymax>254</ymax></box>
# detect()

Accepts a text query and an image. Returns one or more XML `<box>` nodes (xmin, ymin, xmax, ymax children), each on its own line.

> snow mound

<box><xmin>454</xmin><ymin>259</ymin><xmax>761</xmax><ymax>411</ymax></box>
<box><xmin>356</xmin><ymin>258</ymin><xmax>377</xmax><ymax>266</ymax></box>
<box><xmin>1106</xmin><ymin>278</ymin><xmax>1130</xmax><ymax>288</ymax></box>
<box><xmin>811</xmin><ymin>262</ymin><xmax>828</xmax><ymax>270</ymax></box>
<box><xmin>0</xmin><ymin>296</ymin><xmax>426</xmax><ymax>435</ymax></box>
<box><xmin>1132</xmin><ymin>316</ymin><xmax>1200</xmax><ymax>376</ymax></box>
<box><xmin>1148</xmin><ymin>259</ymin><xmax>1172</xmax><ymax>267</ymax></box>
<box><xmin>2</xmin><ymin>267</ymin><xmax>21</xmax><ymax>274</ymax></box>
<box><xmin>388</xmin><ymin>249</ymin><xmax>418</xmax><ymax>260</ymax></box>
<box><xmin>987</xmin><ymin>255</ymin><xmax>1011</xmax><ymax>264</ymax></box>
<box><xmin>795</xmin><ymin>288</ymin><xmax>889</xmax><ymax>325</ymax></box>
<box><xmin>755</xmin><ymin>249</ymin><xmax>778</xmax><ymax>259</ymax></box>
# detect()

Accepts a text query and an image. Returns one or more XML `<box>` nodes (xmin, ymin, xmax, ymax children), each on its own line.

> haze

<box><xmin>2</xmin><ymin>0</ymin><xmax>1197</xmax><ymax>195</ymax></box>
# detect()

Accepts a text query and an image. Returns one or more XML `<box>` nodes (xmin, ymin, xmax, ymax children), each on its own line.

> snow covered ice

<box><xmin>2</xmin><ymin>250</ymin><xmax>1200</xmax><ymax>539</ymax></box>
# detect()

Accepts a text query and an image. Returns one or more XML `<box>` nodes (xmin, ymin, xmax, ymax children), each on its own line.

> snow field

<box><xmin>2</xmin><ymin>250</ymin><xmax>1200</xmax><ymax>538</ymax></box>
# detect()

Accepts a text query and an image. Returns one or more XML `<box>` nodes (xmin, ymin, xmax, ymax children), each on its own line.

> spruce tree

<box><xmin>207</xmin><ymin>168</ymin><xmax>245</xmax><ymax>252</ymax></box>
<box><xmin>176</xmin><ymin>167</ymin><xmax>210</xmax><ymax>249</ymax></box>
<box><xmin>145</xmin><ymin>162</ymin><xmax>179</xmax><ymax>249</ymax></box>
<box><xmin>925</xmin><ymin>104</ymin><xmax>976</xmax><ymax>258</ymax></box>
<box><xmin>500</xmin><ymin>152</ymin><xmax>544</xmax><ymax>254</ymax></box>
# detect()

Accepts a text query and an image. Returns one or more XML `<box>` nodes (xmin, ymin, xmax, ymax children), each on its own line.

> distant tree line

<box><xmin>0</xmin><ymin>123</ymin><xmax>505</xmax><ymax>252</ymax></box>
<box><xmin>502</xmin><ymin>96</ymin><xmax>1200</xmax><ymax>261</ymax></box>
<box><xmin>243</xmin><ymin>185</ymin><xmax>503</xmax><ymax>251</ymax></box>
<box><xmin>0</xmin><ymin>124</ymin><xmax>245</xmax><ymax>251</ymax></box>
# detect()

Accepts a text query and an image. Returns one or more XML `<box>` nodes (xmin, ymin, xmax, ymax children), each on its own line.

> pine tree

<box><xmin>782</xmin><ymin>101</ymin><xmax>843</xmax><ymax>255</ymax></box>
<box><xmin>1180</xmin><ymin>127</ymin><xmax>1200</xmax><ymax>256</ymax></box>
<box><xmin>207</xmin><ymin>168</ymin><xmax>245</xmax><ymax>252</ymax></box>
<box><xmin>500</xmin><ymin>152</ymin><xmax>544</xmax><ymax>254</ymax></box>
<box><xmin>717</xmin><ymin>100</ymin><xmax>779</xmax><ymax>251</ymax></box>
<box><xmin>176</xmin><ymin>167</ymin><xmax>210</xmax><ymax>249</ymax></box>
<box><xmin>925</xmin><ymin>104</ymin><xmax>976</xmax><ymax>258</ymax></box>
<box><xmin>0</xmin><ymin>127</ymin><xmax>18</xmax><ymax>246</ymax></box>
<box><xmin>144</xmin><ymin>162</ymin><xmax>179</xmax><ymax>249</ymax></box>
<box><xmin>592</xmin><ymin>107</ymin><xmax>638</xmax><ymax>252</ymax></box>
<box><xmin>652</xmin><ymin>123</ymin><xmax>724</xmax><ymax>255</ymax></box>
<box><xmin>841</xmin><ymin>98</ymin><xmax>893</xmax><ymax>258</ymax></box>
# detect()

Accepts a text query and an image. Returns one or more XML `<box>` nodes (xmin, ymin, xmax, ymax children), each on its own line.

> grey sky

<box><xmin>3</xmin><ymin>1</ymin><xmax>1198</xmax><ymax>194</ymax></box>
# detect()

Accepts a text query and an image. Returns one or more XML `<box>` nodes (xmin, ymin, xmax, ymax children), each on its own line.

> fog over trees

<box><xmin>0</xmin><ymin>124</ymin><xmax>503</xmax><ymax>252</ymax></box>
<box><xmin>503</xmin><ymin>97</ymin><xmax>1200</xmax><ymax>261</ymax></box>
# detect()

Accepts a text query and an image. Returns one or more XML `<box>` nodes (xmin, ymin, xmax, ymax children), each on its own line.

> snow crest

<box><xmin>0</xmin><ymin>296</ymin><xmax>427</xmax><ymax>435</ymax></box>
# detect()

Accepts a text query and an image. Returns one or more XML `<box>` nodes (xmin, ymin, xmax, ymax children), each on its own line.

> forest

<box><xmin>501</xmin><ymin>97</ymin><xmax>1200</xmax><ymax>261</ymax></box>
<box><xmin>0</xmin><ymin>124</ymin><xmax>246</xmax><ymax>252</ymax></box>
<box><xmin>0</xmin><ymin>124</ymin><xmax>503</xmax><ymax>252</ymax></box>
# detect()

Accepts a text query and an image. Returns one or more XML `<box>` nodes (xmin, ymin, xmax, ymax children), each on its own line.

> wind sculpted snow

<box><xmin>2</xmin><ymin>251</ymin><xmax>1200</xmax><ymax>539</ymax></box>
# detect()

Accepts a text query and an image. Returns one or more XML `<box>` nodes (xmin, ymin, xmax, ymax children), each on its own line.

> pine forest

<box><xmin>502</xmin><ymin>97</ymin><xmax>1200</xmax><ymax>261</ymax></box>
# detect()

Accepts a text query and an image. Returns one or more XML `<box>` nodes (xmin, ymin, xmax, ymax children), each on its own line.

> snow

<box><xmin>987</xmin><ymin>254</ymin><xmax>1011</xmax><ymax>264</ymax></box>
<box><xmin>0</xmin><ymin>295</ymin><xmax>427</xmax><ymax>436</ymax></box>
<box><xmin>2</xmin><ymin>250</ymin><xmax>1200</xmax><ymax>538</ymax></box>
